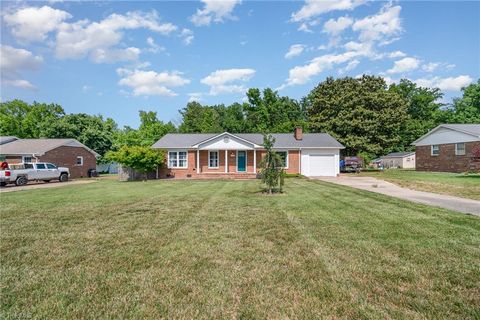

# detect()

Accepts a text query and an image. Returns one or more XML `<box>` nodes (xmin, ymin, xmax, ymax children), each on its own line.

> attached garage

<box><xmin>301</xmin><ymin>149</ymin><xmax>340</xmax><ymax>177</ymax></box>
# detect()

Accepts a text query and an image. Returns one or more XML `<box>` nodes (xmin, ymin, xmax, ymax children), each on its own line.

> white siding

<box><xmin>301</xmin><ymin>149</ymin><xmax>340</xmax><ymax>176</ymax></box>
<box><xmin>414</xmin><ymin>127</ymin><xmax>479</xmax><ymax>146</ymax></box>
<box><xmin>198</xmin><ymin>135</ymin><xmax>254</xmax><ymax>150</ymax></box>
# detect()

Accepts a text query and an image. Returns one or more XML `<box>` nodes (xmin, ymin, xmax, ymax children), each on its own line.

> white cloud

<box><xmin>180</xmin><ymin>28</ymin><xmax>194</xmax><ymax>45</ymax></box>
<box><xmin>291</xmin><ymin>0</ymin><xmax>366</xmax><ymax>22</ymax></box>
<box><xmin>338</xmin><ymin>59</ymin><xmax>360</xmax><ymax>74</ymax></box>
<box><xmin>414</xmin><ymin>75</ymin><xmax>473</xmax><ymax>91</ymax></box>
<box><xmin>297</xmin><ymin>18</ymin><xmax>321</xmax><ymax>33</ymax></box>
<box><xmin>188</xmin><ymin>92</ymin><xmax>203</xmax><ymax>102</ymax></box>
<box><xmin>117</xmin><ymin>69</ymin><xmax>190</xmax><ymax>96</ymax></box>
<box><xmin>3</xmin><ymin>5</ymin><xmax>71</xmax><ymax>42</ymax></box>
<box><xmin>422</xmin><ymin>62</ymin><xmax>440</xmax><ymax>73</ymax></box>
<box><xmin>280</xmin><ymin>51</ymin><xmax>361</xmax><ymax>88</ymax></box>
<box><xmin>387</xmin><ymin>57</ymin><xmax>420</xmax><ymax>74</ymax></box>
<box><xmin>2</xmin><ymin>79</ymin><xmax>36</xmax><ymax>90</ymax></box>
<box><xmin>201</xmin><ymin>68</ymin><xmax>255</xmax><ymax>95</ymax></box>
<box><xmin>190</xmin><ymin>0</ymin><xmax>241</xmax><ymax>26</ymax></box>
<box><xmin>388</xmin><ymin>50</ymin><xmax>406</xmax><ymax>58</ymax></box>
<box><xmin>146</xmin><ymin>37</ymin><xmax>165</xmax><ymax>53</ymax></box>
<box><xmin>0</xmin><ymin>45</ymin><xmax>43</xmax><ymax>90</ymax></box>
<box><xmin>352</xmin><ymin>4</ymin><xmax>402</xmax><ymax>43</ymax></box>
<box><xmin>55</xmin><ymin>10</ymin><xmax>177</xmax><ymax>62</ymax></box>
<box><xmin>323</xmin><ymin>16</ymin><xmax>353</xmax><ymax>35</ymax></box>
<box><xmin>285</xmin><ymin>44</ymin><xmax>305</xmax><ymax>59</ymax></box>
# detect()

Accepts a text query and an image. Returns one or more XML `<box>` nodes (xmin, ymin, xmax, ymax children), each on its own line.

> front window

<box><xmin>209</xmin><ymin>151</ymin><xmax>219</xmax><ymax>168</ymax></box>
<box><xmin>455</xmin><ymin>143</ymin><xmax>465</xmax><ymax>156</ymax></box>
<box><xmin>168</xmin><ymin>151</ymin><xmax>188</xmax><ymax>168</ymax></box>
<box><xmin>46</xmin><ymin>163</ymin><xmax>57</xmax><ymax>169</ymax></box>
<box><xmin>76</xmin><ymin>156</ymin><xmax>83</xmax><ymax>165</ymax></box>
<box><xmin>431</xmin><ymin>145</ymin><xmax>439</xmax><ymax>156</ymax></box>
<box><xmin>277</xmin><ymin>151</ymin><xmax>288</xmax><ymax>168</ymax></box>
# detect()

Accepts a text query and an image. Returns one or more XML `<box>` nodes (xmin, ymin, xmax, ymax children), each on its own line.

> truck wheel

<box><xmin>59</xmin><ymin>173</ymin><xmax>68</xmax><ymax>182</ymax></box>
<box><xmin>0</xmin><ymin>182</ymin><xmax>6</xmax><ymax>187</ymax></box>
<box><xmin>15</xmin><ymin>176</ymin><xmax>28</xmax><ymax>186</ymax></box>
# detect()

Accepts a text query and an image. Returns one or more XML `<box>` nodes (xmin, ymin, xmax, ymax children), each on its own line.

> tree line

<box><xmin>1</xmin><ymin>76</ymin><xmax>478</xmax><ymax>161</ymax></box>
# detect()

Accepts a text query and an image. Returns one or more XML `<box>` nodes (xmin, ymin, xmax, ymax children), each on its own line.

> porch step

<box><xmin>198</xmin><ymin>173</ymin><xmax>258</xmax><ymax>179</ymax></box>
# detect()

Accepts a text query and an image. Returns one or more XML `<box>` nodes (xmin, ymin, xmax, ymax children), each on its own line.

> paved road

<box><xmin>0</xmin><ymin>180</ymin><xmax>96</xmax><ymax>193</ymax></box>
<box><xmin>314</xmin><ymin>176</ymin><xmax>480</xmax><ymax>216</ymax></box>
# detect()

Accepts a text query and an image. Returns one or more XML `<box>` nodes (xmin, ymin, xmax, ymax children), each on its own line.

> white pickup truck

<box><xmin>0</xmin><ymin>162</ymin><xmax>70</xmax><ymax>186</ymax></box>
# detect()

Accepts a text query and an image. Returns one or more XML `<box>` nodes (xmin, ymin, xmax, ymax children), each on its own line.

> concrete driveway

<box><xmin>0</xmin><ymin>180</ymin><xmax>96</xmax><ymax>193</ymax></box>
<box><xmin>314</xmin><ymin>176</ymin><xmax>480</xmax><ymax>216</ymax></box>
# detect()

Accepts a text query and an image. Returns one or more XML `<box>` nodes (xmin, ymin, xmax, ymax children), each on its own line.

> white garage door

<box><xmin>309</xmin><ymin>154</ymin><xmax>335</xmax><ymax>176</ymax></box>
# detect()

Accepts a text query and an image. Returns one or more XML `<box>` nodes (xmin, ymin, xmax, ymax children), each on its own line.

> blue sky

<box><xmin>1</xmin><ymin>0</ymin><xmax>479</xmax><ymax>127</ymax></box>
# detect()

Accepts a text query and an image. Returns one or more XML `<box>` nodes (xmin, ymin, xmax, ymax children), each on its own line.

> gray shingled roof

<box><xmin>152</xmin><ymin>133</ymin><xmax>344</xmax><ymax>149</ymax></box>
<box><xmin>383</xmin><ymin>151</ymin><xmax>415</xmax><ymax>158</ymax></box>
<box><xmin>441</xmin><ymin>124</ymin><xmax>480</xmax><ymax>137</ymax></box>
<box><xmin>0</xmin><ymin>136</ymin><xmax>18</xmax><ymax>145</ymax></box>
<box><xmin>0</xmin><ymin>138</ymin><xmax>99</xmax><ymax>157</ymax></box>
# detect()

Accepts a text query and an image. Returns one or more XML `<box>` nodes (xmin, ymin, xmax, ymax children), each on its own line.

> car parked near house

<box><xmin>0</xmin><ymin>162</ymin><xmax>70</xmax><ymax>186</ymax></box>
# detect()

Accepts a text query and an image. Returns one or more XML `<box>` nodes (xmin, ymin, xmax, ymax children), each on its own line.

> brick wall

<box><xmin>39</xmin><ymin>146</ymin><xmax>97</xmax><ymax>178</ymax></box>
<box><xmin>159</xmin><ymin>149</ymin><xmax>301</xmax><ymax>179</ymax></box>
<box><xmin>416</xmin><ymin>141</ymin><xmax>480</xmax><ymax>173</ymax></box>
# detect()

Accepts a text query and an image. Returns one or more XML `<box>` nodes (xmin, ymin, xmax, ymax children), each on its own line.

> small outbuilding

<box><xmin>380</xmin><ymin>152</ymin><xmax>416</xmax><ymax>169</ymax></box>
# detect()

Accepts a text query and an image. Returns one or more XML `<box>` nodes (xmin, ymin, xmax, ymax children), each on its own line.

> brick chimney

<box><xmin>294</xmin><ymin>127</ymin><xmax>303</xmax><ymax>140</ymax></box>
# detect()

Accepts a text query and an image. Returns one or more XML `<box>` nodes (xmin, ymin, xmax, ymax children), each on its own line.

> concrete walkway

<box><xmin>314</xmin><ymin>176</ymin><xmax>480</xmax><ymax>216</ymax></box>
<box><xmin>0</xmin><ymin>180</ymin><xmax>96</xmax><ymax>193</ymax></box>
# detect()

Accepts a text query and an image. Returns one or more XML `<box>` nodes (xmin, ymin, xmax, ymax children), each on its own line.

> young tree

<box><xmin>259</xmin><ymin>134</ymin><xmax>285</xmax><ymax>194</ymax></box>
<box><xmin>106</xmin><ymin>146</ymin><xmax>165</xmax><ymax>181</ymax></box>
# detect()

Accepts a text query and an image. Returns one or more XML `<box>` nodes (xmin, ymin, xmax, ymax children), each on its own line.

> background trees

<box><xmin>1</xmin><ymin>77</ymin><xmax>478</xmax><ymax>160</ymax></box>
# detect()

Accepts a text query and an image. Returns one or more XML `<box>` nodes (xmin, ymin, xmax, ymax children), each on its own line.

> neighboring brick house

<box><xmin>152</xmin><ymin>128</ymin><xmax>344</xmax><ymax>179</ymax></box>
<box><xmin>412</xmin><ymin>124</ymin><xmax>480</xmax><ymax>173</ymax></box>
<box><xmin>0</xmin><ymin>137</ymin><xmax>99</xmax><ymax>178</ymax></box>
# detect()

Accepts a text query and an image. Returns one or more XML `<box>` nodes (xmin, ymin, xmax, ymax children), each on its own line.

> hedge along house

<box><xmin>0</xmin><ymin>137</ymin><xmax>99</xmax><ymax>178</ymax></box>
<box><xmin>412</xmin><ymin>124</ymin><xmax>480</xmax><ymax>173</ymax></box>
<box><xmin>152</xmin><ymin>128</ymin><xmax>344</xmax><ymax>179</ymax></box>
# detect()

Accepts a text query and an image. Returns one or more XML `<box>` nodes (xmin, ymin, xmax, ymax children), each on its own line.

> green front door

<box><xmin>237</xmin><ymin>151</ymin><xmax>246</xmax><ymax>172</ymax></box>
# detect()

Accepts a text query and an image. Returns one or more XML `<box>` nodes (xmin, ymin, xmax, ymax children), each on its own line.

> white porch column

<box><xmin>225</xmin><ymin>149</ymin><xmax>228</xmax><ymax>173</ymax></box>
<box><xmin>253</xmin><ymin>149</ymin><xmax>256</xmax><ymax>174</ymax></box>
<box><xmin>196</xmin><ymin>149</ymin><xmax>200</xmax><ymax>174</ymax></box>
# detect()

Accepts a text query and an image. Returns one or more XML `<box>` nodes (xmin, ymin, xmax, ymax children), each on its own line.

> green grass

<box><xmin>359</xmin><ymin>169</ymin><xmax>480</xmax><ymax>200</ymax></box>
<box><xmin>1</xmin><ymin>179</ymin><xmax>479</xmax><ymax>319</ymax></box>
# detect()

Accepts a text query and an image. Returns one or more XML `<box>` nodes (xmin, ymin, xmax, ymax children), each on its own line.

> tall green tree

<box><xmin>449</xmin><ymin>80</ymin><xmax>480</xmax><ymax>123</ymax></box>
<box><xmin>0</xmin><ymin>100</ymin><xmax>65</xmax><ymax>138</ymax></box>
<box><xmin>243</xmin><ymin>88</ymin><xmax>306</xmax><ymax>133</ymax></box>
<box><xmin>388</xmin><ymin>79</ymin><xmax>444</xmax><ymax>150</ymax></box>
<box><xmin>114</xmin><ymin>110</ymin><xmax>176</xmax><ymax>148</ymax></box>
<box><xmin>46</xmin><ymin>113</ymin><xmax>118</xmax><ymax>156</ymax></box>
<box><xmin>306</xmin><ymin>76</ymin><xmax>408</xmax><ymax>156</ymax></box>
<box><xmin>178</xmin><ymin>102</ymin><xmax>224</xmax><ymax>133</ymax></box>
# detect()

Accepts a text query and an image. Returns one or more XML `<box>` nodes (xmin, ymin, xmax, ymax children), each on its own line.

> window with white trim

<box><xmin>22</xmin><ymin>156</ymin><xmax>32</xmax><ymax>163</ymax></box>
<box><xmin>208</xmin><ymin>151</ymin><xmax>219</xmax><ymax>168</ymax></box>
<box><xmin>76</xmin><ymin>156</ymin><xmax>83</xmax><ymax>165</ymax></box>
<box><xmin>277</xmin><ymin>151</ymin><xmax>288</xmax><ymax>168</ymax></box>
<box><xmin>455</xmin><ymin>143</ymin><xmax>465</xmax><ymax>156</ymax></box>
<box><xmin>431</xmin><ymin>145</ymin><xmax>439</xmax><ymax>156</ymax></box>
<box><xmin>168</xmin><ymin>151</ymin><xmax>188</xmax><ymax>168</ymax></box>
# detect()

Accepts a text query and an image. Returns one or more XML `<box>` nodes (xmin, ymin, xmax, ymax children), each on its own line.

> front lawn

<box><xmin>1</xmin><ymin>179</ymin><xmax>479</xmax><ymax>319</ymax></box>
<box><xmin>359</xmin><ymin>169</ymin><xmax>480</xmax><ymax>200</ymax></box>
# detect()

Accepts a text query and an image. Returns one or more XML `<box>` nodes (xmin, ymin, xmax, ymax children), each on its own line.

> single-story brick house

<box><xmin>412</xmin><ymin>124</ymin><xmax>480</xmax><ymax>173</ymax></box>
<box><xmin>0</xmin><ymin>137</ymin><xmax>99</xmax><ymax>178</ymax></box>
<box><xmin>380</xmin><ymin>151</ymin><xmax>416</xmax><ymax>169</ymax></box>
<box><xmin>152</xmin><ymin>128</ymin><xmax>344</xmax><ymax>178</ymax></box>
